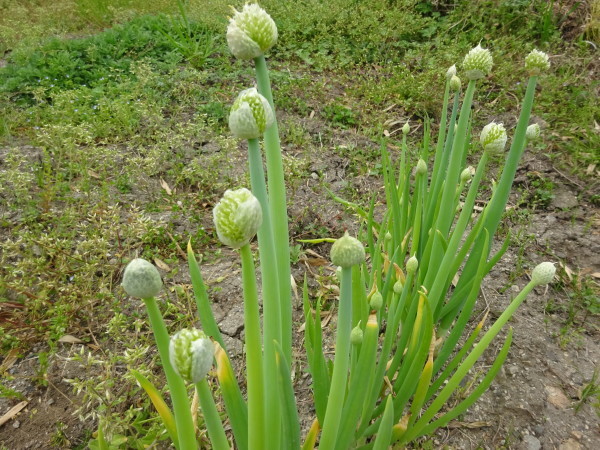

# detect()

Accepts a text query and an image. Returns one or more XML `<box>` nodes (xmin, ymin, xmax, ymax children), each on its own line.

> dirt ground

<box><xmin>0</xmin><ymin>120</ymin><xmax>599</xmax><ymax>449</ymax></box>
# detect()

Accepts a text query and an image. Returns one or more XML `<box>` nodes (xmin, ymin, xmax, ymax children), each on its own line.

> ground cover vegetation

<box><xmin>0</xmin><ymin>0</ymin><xmax>598</xmax><ymax>448</ymax></box>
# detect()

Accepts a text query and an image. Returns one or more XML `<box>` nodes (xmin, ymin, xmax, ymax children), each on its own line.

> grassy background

<box><xmin>0</xmin><ymin>0</ymin><xmax>598</xmax><ymax>446</ymax></box>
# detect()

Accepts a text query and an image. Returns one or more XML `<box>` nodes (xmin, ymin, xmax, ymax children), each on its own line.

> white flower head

<box><xmin>463</xmin><ymin>44</ymin><xmax>493</xmax><ymax>80</ymax></box>
<box><xmin>170</xmin><ymin>328</ymin><xmax>214</xmax><ymax>383</ymax></box>
<box><xmin>531</xmin><ymin>262</ymin><xmax>556</xmax><ymax>286</ymax></box>
<box><xmin>213</xmin><ymin>188</ymin><xmax>262</xmax><ymax>248</ymax></box>
<box><xmin>446</xmin><ymin>64</ymin><xmax>457</xmax><ymax>80</ymax></box>
<box><xmin>526</xmin><ymin>123</ymin><xmax>541</xmax><ymax>141</ymax></box>
<box><xmin>480</xmin><ymin>122</ymin><xmax>507</xmax><ymax>154</ymax></box>
<box><xmin>229</xmin><ymin>88</ymin><xmax>274</xmax><ymax>139</ymax></box>
<box><xmin>227</xmin><ymin>4</ymin><xmax>278</xmax><ymax>60</ymax></box>
<box><xmin>525</xmin><ymin>49</ymin><xmax>550</xmax><ymax>76</ymax></box>
<box><xmin>331</xmin><ymin>231</ymin><xmax>365</xmax><ymax>268</ymax></box>
<box><xmin>122</xmin><ymin>259</ymin><xmax>163</xmax><ymax>299</ymax></box>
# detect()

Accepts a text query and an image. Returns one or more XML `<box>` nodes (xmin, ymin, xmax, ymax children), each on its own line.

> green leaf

<box><xmin>130</xmin><ymin>370</ymin><xmax>178</xmax><ymax>448</ymax></box>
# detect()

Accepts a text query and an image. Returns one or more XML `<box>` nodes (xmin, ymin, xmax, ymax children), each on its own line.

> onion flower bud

<box><xmin>446</xmin><ymin>64</ymin><xmax>457</xmax><ymax>80</ymax></box>
<box><xmin>480</xmin><ymin>122</ymin><xmax>507</xmax><ymax>154</ymax></box>
<box><xmin>531</xmin><ymin>262</ymin><xmax>556</xmax><ymax>286</ymax></box>
<box><xmin>402</xmin><ymin>121</ymin><xmax>410</xmax><ymax>135</ymax></box>
<box><xmin>525</xmin><ymin>49</ymin><xmax>550</xmax><ymax>76</ymax></box>
<box><xmin>450</xmin><ymin>74</ymin><xmax>461</xmax><ymax>92</ymax></box>
<box><xmin>229</xmin><ymin>88</ymin><xmax>274</xmax><ymax>140</ymax></box>
<box><xmin>526</xmin><ymin>123</ymin><xmax>541</xmax><ymax>141</ymax></box>
<box><xmin>416</xmin><ymin>158</ymin><xmax>427</xmax><ymax>176</ymax></box>
<box><xmin>406</xmin><ymin>255</ymin><xmax>419</xmax><ymax>275</ymax></box>
<box><xmin>350</xmin><ymin>323</ymin><xmax>364</xmax><ymax>346</ymax></box>
<box><xmin>463</xmin><ymin>44</ymin><xmax>493</xmax><ymax>80</ymax></box>
<box><xmin>122</xmin><ymin>259</ymin><xmax>163</xmax><ymax>299</ymax></box>
<box><xmin>331</xmin><ymin>231</ymin><xmax>365</xmax><ymax>268</ymax></box>
<box><xmin>460</xmin><ymin>166</ymin><xmax>474</xmax><ymax>183</ymax></box>
<box><xmin>227</xmin><ymin>4</ymin><xmax>278</xmax><ymax>60</ymax></box>
<box><xmin>170</xmin><ymin>328</ymin><xmax>214</xmax><ymax>383</ymax></box>
<box><xmin>393</xmin><ymin>280</ymin><xmax>403</xmax><ymax>295</ymax></box>
<box><xmin>213</xmin><ymin>188</ymin><xmax>262</xmax><ymax>249</ymax></box>
<box><xmin>369</xmin><ymin>289</ymin><xmax>384</xmax><ymax>311</ymax></box>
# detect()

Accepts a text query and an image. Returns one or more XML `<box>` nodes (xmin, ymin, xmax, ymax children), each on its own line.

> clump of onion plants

<box><xmin>119</xmin><ymin>4</ymin><xmax>555</xmax><ymax>449</ymax></box>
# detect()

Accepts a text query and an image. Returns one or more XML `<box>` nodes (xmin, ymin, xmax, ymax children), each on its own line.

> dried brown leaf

<box><xmin>160</xmin><ymin>178</ymin><xmax>172</xmax><ymax>195</ymax></box>
<box><xmin>0</xmin><ymin>401</ymin><xmax>28</xmax><ymax>427</ymax></box>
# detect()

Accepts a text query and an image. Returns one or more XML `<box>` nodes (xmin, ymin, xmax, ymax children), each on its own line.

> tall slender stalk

<box><xmin>254</xmin><ymin>55</ymin><xmax>293</xmax><ymax>365</ymax></box>
<box><xmin>319</xmin><ymin>266</ymin><xmax>353</xmax><ymax>450</ymax></box>
<box><xmin>247</xmin><ymin>137</ymin><xmax>282</xmax><ymax>445</ymax></box>
<box><xmin>195</xmin><ymin>379</ymin><xmax>230</xmax><ymax>450</ymax></box>
<box><xmin>143</xmin><ymin>298</ymin><xmax>197</xmax><ymax>449</ymax></box>
<box><xmin>239</xmin><ymin>244</ymin><xmax>265</xmax><ymax>449</ymax></box>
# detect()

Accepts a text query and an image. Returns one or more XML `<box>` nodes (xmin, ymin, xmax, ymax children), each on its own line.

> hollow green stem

<box><xmin>195</xmin><ymin>379</ymin><xmax>229</xmax><ymax>450</ymax></box>
<box><xmin>142</xmin><ymin>297</ymin><xmax>197</xmax><ymax>449</ymax></box>
<box><xmin>427</xmin><ymin>80</ymin><xmax>451</xmax><ymax>201</ymax></box>
<box><xmin>239</xmin><ymin>244</ymin><xmax>265</xmax><ymax>449</ymax></box>
<box><xmin>247</xmin><ymin>137</ymin><xmax>282</xmax><ymax>442</ymax></box>
<box><xmin>435</xmin><ymin>79</ymin><xmax>477</xmax><ymax>238</ymax></box>
<box><xmin>403</xmin><ymin>280</ymin><xmax>537</xmax><ymax>443</ymax></box>
<box><xmin>254</xmin><ymin>55</ymin><xmax>292</xmax><ymax>364</ymax></box>
<box><xmin>442</xmin><ymin>76</ymin><xmax>539</xmax><ymax>329</ymax></box>
<box><xmin>319</xmin><ymin>266</ymin><xmax>353</xmax><ymax>450</ymax></box>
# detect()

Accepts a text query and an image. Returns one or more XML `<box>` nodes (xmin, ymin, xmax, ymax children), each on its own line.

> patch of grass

<box><xmin>323</xmin><ymin>103</ymin><xmax>358</xmax><ymax>128</ymax></box>
<box><xmin>1</xmin><ymin>14</ymin><xmax>216</xmax><ymax>105</ymax></box>
<box><xmin>519</xmin><ymin>173</ymin><xmax>556</xmax><ymax>210</ymax></box>
<box><xmin>545</xmin><ymin>267</ymin><xmax>600</xmax><ymax>348</ymax></box>
<box><xmin>575</xmin><ymin>369</ymin><xmax>600</xmax><ymax>416</ymax></box>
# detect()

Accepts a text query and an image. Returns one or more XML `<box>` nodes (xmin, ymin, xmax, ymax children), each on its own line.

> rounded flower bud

<box><xmin>122</xmin><ymin>259</ymin><xmax>162</xmax><ymax>299</ymax></box>
<box><xmin>330</xmin><ymin>231</ymin><xmax>365</xmax><ymax>268</ymax></box>
<box><xmin>369</xmin><ymin>289</ymin><xmax>384</xmax><ymax>311</ymax></box>
<box><xmin>526</xmin><ymin>123</ymin><xmax>541</xmax><ymax>141</ymax></box>
<box><xmin>531</xmin><ymin>262</ymin><xmax>556</xmax><ymax>286</ymax></box>
<box><xmin>446</xmin><ymin>64</ymin><xmax>457</xmax><ymax>80</ymax></box>
<box><xmin>213</xmin><ymin>188</ymin><xmax>262</xmax><ymax>249</ymax></box>
<box><xmin>229</xmin><ymin>88</ymin><xmax>274</xmax><ymax>140</ymax></box>
<box><xmin>227</xmin><ymin>4</ymin><xmax>277</xmax><ymax>60</ymax></box>
<box><xmin>450</xmin><ymin>75</ymin><xmax>461</xmax><ymax>92</ymax></box>
<box><xmin>170</xmin><ymin>328</ymin><xmax>214</xmax><ymax>383</ymax></box>
<box><xmin>416</xmin><ymin>159</ymin><xmax>427</xmax><ymax>176</ymax></box>
<box><xmin>402</xmin><ymin>121</ymin><xmax>410</xmax><ymax>135</ymax></box>
<box><xmin>460</xmin><ymin>166</ymin><xmax>474</xmax><ymax>183</ymax></box>
<box><xmin>480</xmin><ymin>122</ymin><xmax>507</xmax><ymax>154</ymax></box>
<box><xmin>393</xmin><ymin>280</ymin><xmax>403</xmax><ymax>295</ymax></box>
<box><xmin>385</xmin><ymin>231</ymin><xmax>392</xmax><ymax>242</ymax></box>
<box><xmin>350</xmin><ymin>323</ymin><xmax>363</xmax><ymax>346</ymax></box>
<box><xmin>463</xmin><ymin>44</ymin><xmax>493</xmax><ymax>80</ymax></box>
<box><xmin>525</xmin><ymin>49</ymin><xmax>550</xmax><ymax>76</ymax></box>
<box><xmin>406</xmin><ymin>255</ymin><xmax>418</xmax><ymax>275</ymax></box>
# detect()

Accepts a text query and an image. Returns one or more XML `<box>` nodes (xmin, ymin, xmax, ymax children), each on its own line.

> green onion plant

<box><xmin>119</xmin><ymin>4</ymin><xmax>556</xmax><ymax>449</ymax></box>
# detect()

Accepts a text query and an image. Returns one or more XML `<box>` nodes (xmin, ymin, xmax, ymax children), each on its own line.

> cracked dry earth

<box><xmin>0</xmin><ymin>138</ymin><xmax>599</xmax><ymax>449</ymax></box>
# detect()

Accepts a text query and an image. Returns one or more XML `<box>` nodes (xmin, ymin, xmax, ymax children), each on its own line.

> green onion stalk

<box><xmin>169</xmin><ymin>328</ymin><xmax>229</xmax><ymax>450</ymax></box>
<box><xmin>254</xmin><ymin>54</ymin><xmax>293</xmax><ymax>366</ymax></box>
<box><xmin>228</xmin><ymin>86</ymin><xmax>283</xmax><ymax>443</ymax></box>
<box><xmin>319</xmin><ymin>232</ymin><xmax>366</xmax><ymax>449</ymax></box>
<box><xmin>121</xmin><ymin>259</ymin><xmax>197</xmax><ymax>449</ymax></box>
<box><xmin>226</xmin><ymin>0</ymin><xmax>292</xmax><ymax>367</ymax></box>
<box><xmin>212</xmin><ymin>187</ymin><xmax>266</xmax><ymax>449</ymax></box>
<box><xmin>439</xmin><ymin>50</ymin><xmax>550</xmax><ymax>331</ymax></box>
